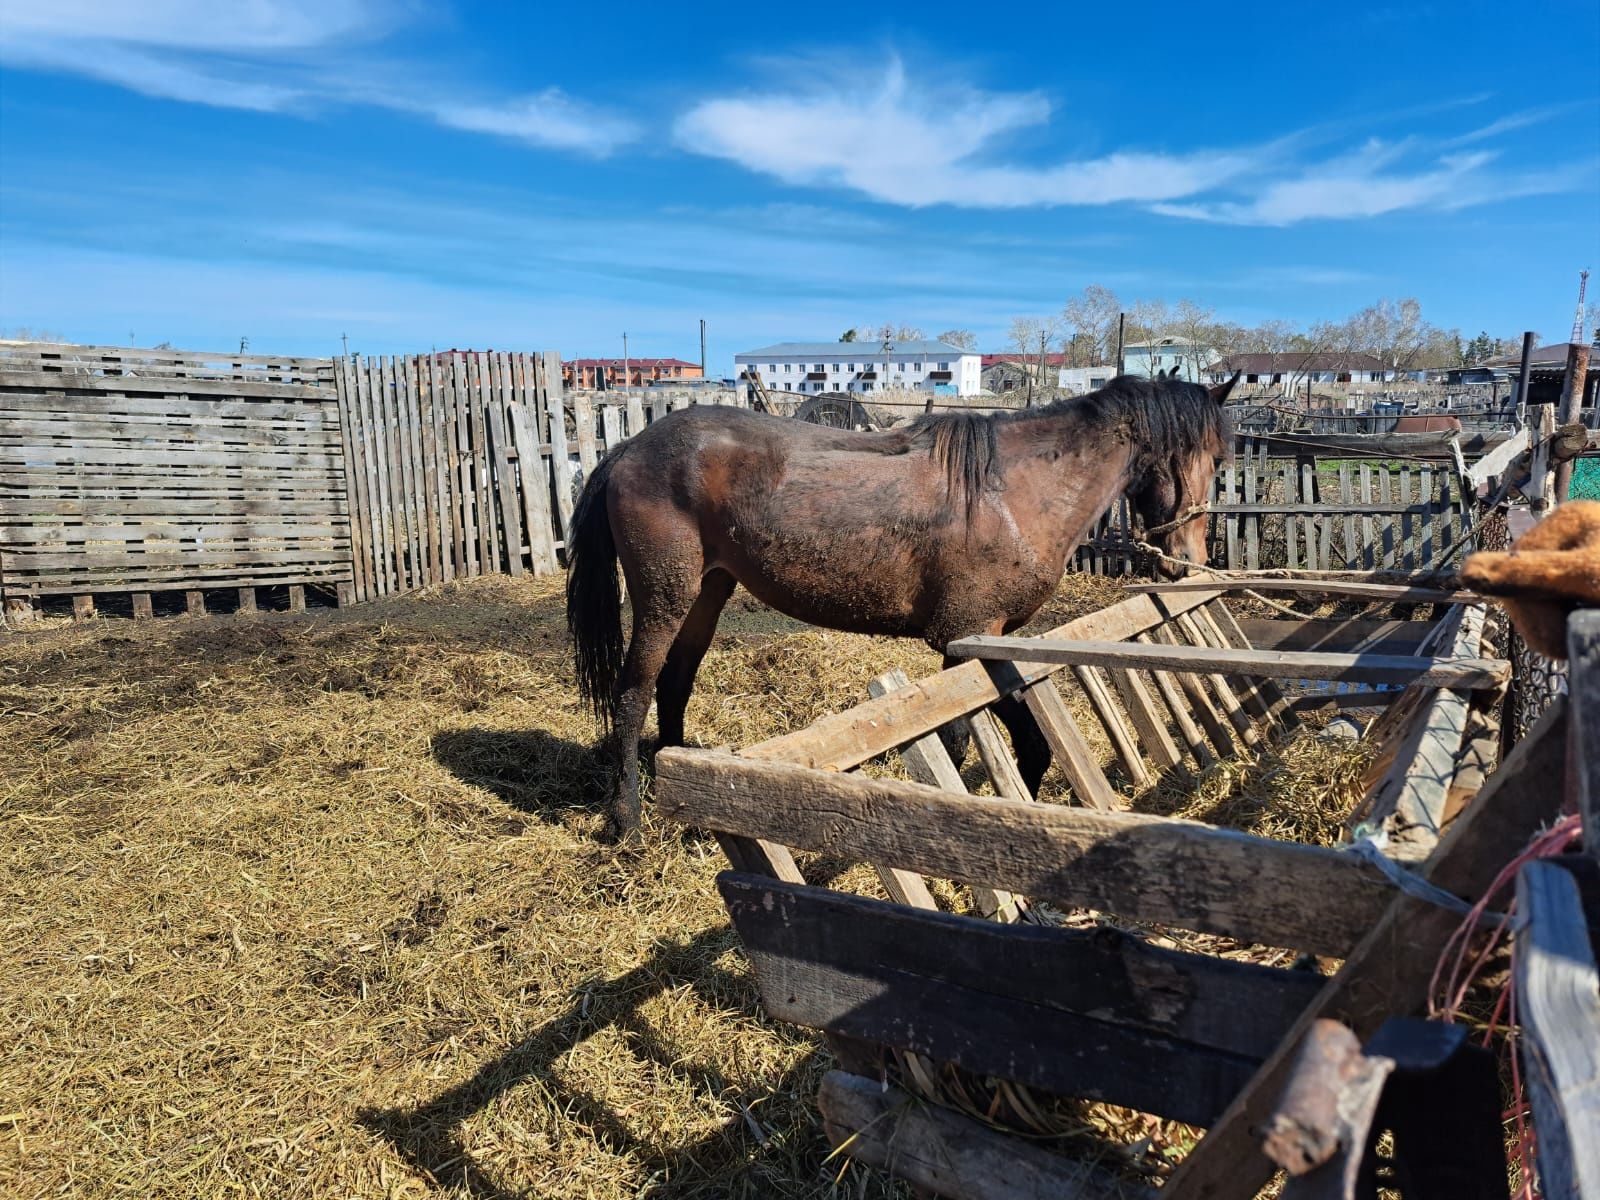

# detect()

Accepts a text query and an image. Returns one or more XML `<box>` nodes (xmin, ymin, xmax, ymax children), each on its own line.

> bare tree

<box><xmin>936</xmin><ymin>329</ymin><xmax>978</xmax><ymax>350</ymax></box>
<box><xmin>1060</xmin><ymin>285</ymin><xmax>1120</xmax><ymax>365</ymax></box>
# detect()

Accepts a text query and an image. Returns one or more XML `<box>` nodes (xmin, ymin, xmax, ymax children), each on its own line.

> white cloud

<box><xmin>676</xmin><ymin>58</ymin><xmax>1259</xmax><ymax>208</ymax></box>
<box><xmin>0</xmin><ymin>0</ymin><xmax>637</xmax><ymax>152</ymax></box>
<box><xmin>1150</xmin><ymin>146</ymin><xmax>1502</xmax><ymax>224</ymax></box>
<box><xmin>677</xmin><ymin>57</ymin><xmax>1583</xmax><ymax>223</ymax></box>
<box><xmin>425</xmin><ymin>91</ymin><xmax>639</xmax><ymax>155</ymax></box>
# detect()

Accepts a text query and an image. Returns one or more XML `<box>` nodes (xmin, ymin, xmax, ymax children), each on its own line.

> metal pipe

<box><xmin>1514</xmin><ymin>330</ymin><xmax>1536</xmax><ymax>424</ymax></box>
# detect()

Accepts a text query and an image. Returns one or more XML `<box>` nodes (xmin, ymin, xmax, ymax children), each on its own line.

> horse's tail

<box><xmin>566</xmin><ymin>447</ymin><xmax>625</xmax><ymax>731</ymax></box>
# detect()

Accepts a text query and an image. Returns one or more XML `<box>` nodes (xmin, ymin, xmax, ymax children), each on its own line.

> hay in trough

<box><xmin>2</xmin><ymin>570</ymin><xmax>1374</xmax><ymax>1197</ymax></box>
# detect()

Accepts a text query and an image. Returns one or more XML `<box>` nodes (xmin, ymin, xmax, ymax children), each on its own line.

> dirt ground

<box><xmin>1</xmin><ymin>573</ymin><xmax>1373</xmax><ymax>1199</ymax></box>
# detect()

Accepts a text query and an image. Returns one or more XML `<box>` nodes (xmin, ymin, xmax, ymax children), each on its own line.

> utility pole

<box><xmin>1115</xmin><ymin>313</ymin><xmax>1126</xmax><ymax>375</ymax></box>
<box><xmin>699</xmin><ymin>318</ymin><xmax>707</xmax><ymax>377</ymax></box>
<box><xmin>882</xmin><ymin>336</ymin><xmax>893</xmax><ymax>401</ymax></box>
<box><xmin>623</xmin><ymin>332</ymin><xmax>630</xmax><ymax>394</ymax></box>
<box><xmin>341</xmin><ymin>332</ymin><xmax>349</xmax><ymax>359</ymax></box>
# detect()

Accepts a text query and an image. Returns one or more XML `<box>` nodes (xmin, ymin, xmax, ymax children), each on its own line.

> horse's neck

<box><xmin>999</xmin><ymin>409</ymin><xmax>1139</xmax><ymax>555</ymax></box>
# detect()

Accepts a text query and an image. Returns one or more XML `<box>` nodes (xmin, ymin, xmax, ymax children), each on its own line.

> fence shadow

<box><xmin>358</xmin><ymin>909</ymin><xmax>843</xmax><ymax>1198</ymax></box>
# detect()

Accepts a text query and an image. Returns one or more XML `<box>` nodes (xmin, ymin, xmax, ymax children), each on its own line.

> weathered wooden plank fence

<box><xmin>0</xmin><ymin>341</ymin><xmax>350</xmax><ymax>618</ymax></box>
<box><xmin>1078</xmin><ymin>433</ymin><xmax>1474</xmax><ymax>575</ymax></box>
<box><xmin>2</xmin><ymin>342</ymin><xmax>744</xmax><ymax>622</ymax></box>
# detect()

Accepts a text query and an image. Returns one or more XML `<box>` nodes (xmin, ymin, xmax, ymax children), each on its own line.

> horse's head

<box><xmin>1126</xmin><ymin>370</ymin><xmax>1238</xmax><ymax>579</ymax></box>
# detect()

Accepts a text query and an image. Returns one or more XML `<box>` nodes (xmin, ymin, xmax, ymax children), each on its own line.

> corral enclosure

<box><xmin>5</xmin><ymin>338</ymin><xmax>1595</xmax><ymax>1197</ymax></box>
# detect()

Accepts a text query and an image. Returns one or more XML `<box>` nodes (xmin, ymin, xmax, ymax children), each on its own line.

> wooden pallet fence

<box><xmin>1077</xmin><ymin>433</ymin><xmax>1472</xmax><ymax>575</ymax></box>
<box><xmin>1</xmin><ymin>343</ymin><xmax>352</xmax><ymax>615</ymax></box>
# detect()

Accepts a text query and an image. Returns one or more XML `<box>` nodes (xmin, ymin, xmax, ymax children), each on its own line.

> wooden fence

<box><xmin>0</xmin><ymin>342</ymin><xmax>350</xmax><ymax>618</ymax></box>
<box><xmin>334</xmin><ymin>360</ymin><xmax>745</xmax><ymax>603</ymax></box>
<box><xmin>0</xmin><ymin>342</ymin><xmax>749</xmax><ymax>623</ymax></box>
<box><xmin>1078</xmin><ymin>432</ymin><xmax>1473</xmax><ymax>575</ymax></box>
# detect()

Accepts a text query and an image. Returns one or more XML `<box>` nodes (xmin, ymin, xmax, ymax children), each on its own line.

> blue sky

<box><xmin>1</xmin><ymin>0</ymin><xmax>1597</xmax><ymax>373</ymax></box>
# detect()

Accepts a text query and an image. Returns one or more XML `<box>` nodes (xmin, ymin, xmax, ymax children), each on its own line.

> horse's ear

<box><xmin>1208</xmin><ymin>369</ymin><xmax>1241</xmax><ymax>403</ymax></box>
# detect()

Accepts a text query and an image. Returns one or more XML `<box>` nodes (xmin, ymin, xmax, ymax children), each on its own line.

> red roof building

<box><xmin>564</xmin><ymin>357</ymin><xmax>704</xmax><ymax>389</ymax></box>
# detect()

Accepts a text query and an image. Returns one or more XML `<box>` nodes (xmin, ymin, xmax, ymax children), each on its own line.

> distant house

<box><xmin>980</xmin><ymin>352</ymin><xmax>1073</xmax><ymax>395</ymax></box>
<box><xmin>735</xmin><ymin>340</ymin><xmax>982</xmax><ymax>396</ymax></box>
<box><xmin>565</xmin><ymin>357</ymin><xmax>703</xmax><ymax>389</ymax></box>
<box><xmin>1449</xmin><ymin>342</ymin><xmax>1598</xmax><ymax>407</ymax></box>
<box><xmin>1057</xmin><ymin>365</ymin><xmax>1117</xmax><ymax>395</ymax></box>
<box><xmin>1123</xmin><ymin>337</ymin><xmax>1215</xmax><ymax>382</ymax></box>
<box><xmin>1207</xmin><ymin>353</ymin><xmax>1396</xmax><ymax>391</ymax></box>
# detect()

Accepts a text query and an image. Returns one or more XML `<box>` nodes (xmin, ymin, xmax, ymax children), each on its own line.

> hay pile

<box><xmin>1</xmin><ymin>571</ymin><xmax>1370</xmax><ymax>1198</ymax></box>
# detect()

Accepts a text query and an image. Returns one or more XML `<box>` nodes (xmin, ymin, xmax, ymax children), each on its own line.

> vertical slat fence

<box><xmin>336</xmin><ymin>359</ymin><xmax>746</xmax><ymax>601</ymax></box>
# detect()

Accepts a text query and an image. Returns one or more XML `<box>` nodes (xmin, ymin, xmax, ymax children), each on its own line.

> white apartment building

<box><xmin>734</xmin><ymin>340</ymin><xmax>983</xmax><ymax>397</ymax></box>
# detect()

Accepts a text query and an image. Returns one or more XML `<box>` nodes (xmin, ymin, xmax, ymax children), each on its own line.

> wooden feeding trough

<box><xmin>654</xmin><ymin>575</ymin><xmax>1585</xmax><ymax>1198</ymax></box>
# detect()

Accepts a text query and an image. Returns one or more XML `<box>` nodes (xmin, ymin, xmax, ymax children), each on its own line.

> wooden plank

<box><xmin>0</xmin><ymin>392</ymin><xmax>336</xmax><ymax>425</ymax></box>
<box><xmin>72</xmin><ymin>593</ymin><xmax>94</xmax><ymax>620</ymax></box>
<box><xmin>9</xmin><ymin>568</ymin><xmax>352</xmax><ymax>597</ymax></box>
<box><xmin>1175</xmin><ymin>611</ymin><xmax>1262</xmax><ymax>747</ymax></box>
<box><xmin>335</xmin><ymin>357</ymin><xmax>372</xmax><ymax>602</ymax></box>
<box><xmin>1243</xmin><ymin>430</ymin><xmax>1516</xmax><ymax>460</ymax></box>
<box><xmin>2</xmin><ymin>547</ymin><xmax>356</xmax><ymax>569</ymax></box>
<box><xmin>487</xmin><ymin>383</ymin><xmax>525</xmax><ymax>577</ymax></box>
<box><xmin>0</xmin><ymin>443</ymin><xmax>344</xmax><ymax>471</ymax></box>
<box><xmin>1359</xmin><ymin>462</ymin><xmax>1376</xmax><ymax>570</ymax></box>
<box><xmin>416</xmin><ymin>355</ymin><xmax>443</xmax><ymax>587</ymax></box>
<box><xmin>1019</xmin><ymin>677</ymin><xmax>1120</xmax><ymax>811</ymax></box>
<box><xmin>358</xmin><ymin>356</ymin><xmax>394</xmax><ymax>595</ymax></box>
<box><xmin>236</xmin><ymin>587</ymin><xmax>257</xmax><ymax>615</ymax></box>
<box><xmin>402</xmin><ymin>355</ymin><xmax>429</xmax><ymax>588</ymax></box>
<box><xmin>1516</xmin><ymin>859</ymin><xmax>1600</xmax><ymax>1200</ymax></box>
<box><xmin>440</xmin><ymin>355</ymin><xmax>463</xmax><ymax>580</ymax></box>
<box><xmin>510</xmin><ymin>401</ymin><xmax>559</xmax><ymax>575</ymax></box>
<box><xmin>1202</xmin><ymin>599</ymin><xmax>1296</xmax><ymax>729</ymax></box>
<box><xmin>600</xmin><ymin>403</ymin><xmax>622</xmax><ymax>450</ymax></box>
<box><xmin>1244</xmin><ymin>439</ymin><xmax>1260</xmax><ymax>570</ymax></box>
<box><xmin>1147</xmin><ymin>625</ymin><xmax>1238</xmax><ymax>759</ymax></box>
<box><xmin>0</xmin><ymin>369</ymin><xmax>332</xmax><ymax>401</ymax></box>
<box><xmin>452</xmin><ymin>354</ymin><xmax>478</xmax><ymax>577</ymax></box>
<box><xmin>967</xmin><ymin>707</ymin><xmax>1034</xmax><ymax>801</ymax></box>
<box><xmin>1</xmin><ymin>520</ymin><xmax>350</xmax><ymax>546</ymax></box>
<box><xmin>817</xmin><ymin>1072</ymin><xmax>1145</xmax><ymax>1200</ymax></box>
<box><xmin>131</xmin><ymin>592</ymin><xmax>153</xmax><ymax>620</ymax></box>
<box><xmin>1123</xmin><ymin>577</ymin><xmax>1476</xmax><ymax>604</ymax></box>
<box><xmin>869</xmin><ymin>670</ymin><xmax>1016</xmax><ymax>921</ymax></box>
<box><xmin>572</xmin><ymin>390</ymin><xmax>598</xmax><ymax>473</ymax></box>
<box><xmin>1162</xmin><ymin>700</ymin><xmax>1571</xmax><ymax>1198</ymax></box>
<box><xmin>184</xmin><ymin>590</ymin><xmax>205</xmax><ymax>617</ymax></box>
<box><xmin>1104</xmin><ymin>665</ymin><xmax>1185</xmax><ymax>774</ymax></box>
<box><xmin>724</xmin><ymin>876</ymin><xmax>1320</xmax><ymax>1126</ymax></box>
<box><xmin>1135</xmin><ymin>637</ymin><xmax>1217</xmax><ymax>768</ymax></box>
<box><xmin>468</xmin><ymin>354</ymin><xmax>498</xmax><ymax>575</ymax></box>
<box><xmin>1224</xmin><ymin>454</ymin><xmax>1240</xmax><ymax>570</ymax></box>
<box><xmin>1232</xmin><ymin>617</ymin><xmax>1430</xmax><ymax>655</ymax></box>
<box><xmin>626</xmin><ymin>390</ymin><xmax>645</xmax><ymax>438</ymax></box>
<box><xmin>545</xmin><ymin>352</ymin><xmax>576</xmax><ymax>540</ymax></box>
<box><xmin>287</xmin><ymin>584</ymin><xmax>306</xmax><ymax>613</ymax></box>
<box><xmin>657</xmin><ymin>748</ymin><xmax>1399</xmax><ymax>956</ymax></box>
<box><xmin>1384</xmin><ymin>604</ymin><xmax>1484</xmax><ymax>855</ymax></box>
<box><xmin>727</xmin><ymin>875</ymin><xmax>1325</xmax><ymax>1064</ymax></box>
<box><xmin>1191</xmin><ymin>604</ymin><xmax>1274</xmax><ymax>727</ymax></box>
<box><xmin>1072</xmin><ymin>664</ymin><xmax>1150</xmax><ymax>787</ymax></box>
<box><xmin>744</xmin><ymin>589</ymin><xmax>1224</xmax><ymax>771</ymax></box>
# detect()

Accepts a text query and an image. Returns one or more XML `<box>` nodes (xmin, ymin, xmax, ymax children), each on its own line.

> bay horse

<box><xmin>567</xmin><ymin>372</ymin><xmax>1238</xmax><ymax>837</ymax></box>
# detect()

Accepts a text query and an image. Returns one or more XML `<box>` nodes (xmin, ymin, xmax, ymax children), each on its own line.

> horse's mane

<box><xmin>906</xmin><ymin>375</ymin><xmax>1229</xmax><ymax>521</ymax></box>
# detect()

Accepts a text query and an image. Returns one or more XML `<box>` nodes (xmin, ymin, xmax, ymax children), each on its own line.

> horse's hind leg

<box><xmin>656</xmin><ymin>569</ymin><xmax>737</xmax><ymax>750</ymax></box>
<box><xmin>609</xmin><ymin>573</ymin><xmax>700</xmax><ymax>841</ymax></box>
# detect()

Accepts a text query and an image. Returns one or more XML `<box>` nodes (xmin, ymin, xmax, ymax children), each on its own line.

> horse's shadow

<box><xmin>430</xmin><ymin>728</ymin><xmax>609</xmax><ymax>824</ymax></box>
